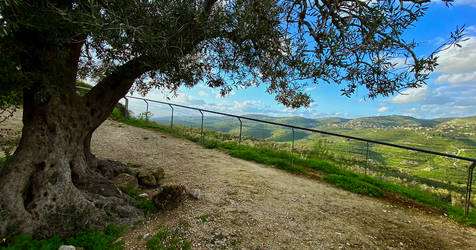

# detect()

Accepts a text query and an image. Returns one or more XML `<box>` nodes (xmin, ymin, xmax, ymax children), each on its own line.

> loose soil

<box><xmin>2</xmin><ymin>114</ymin><xmax>476</xmax><ymax>249</ymax></box>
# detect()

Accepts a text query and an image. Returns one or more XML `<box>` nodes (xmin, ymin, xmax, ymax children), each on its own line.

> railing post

<box><xmin>238</xmin><ymin>117</ymin><xmax>242</xmax><ymax>147</ymax></box>
<box><xmin>465</xmin><ymin>162</ymin><xmax>476</xmax><ymax>217</ymax></box>
<box><xmin>144</xmin><ymin>100</ymin><xmax>149</xmax><ymax>121</ymax></box>
<box><xmin>199</xmin><ymin>110</ymin><xmax>204</xmax><ymax>143</ymax></box>
<box><xmin>291</xmin><ymin>128</ymin><xmax>295</xmax><ymax>167</ymax></box>
<box><xmin>168</xmin><ymin>104</ymin><xmax>174</xmax><ymax>130</ymax></box>
<box><xmin>124</xmin><ymin>97</ymin><xmax>129</xmax><ymax>120</ymax></box>
<box><xmin>365</xmin><ymin>141</ymin><xmax>369</xmax><ymax>175</ymax></box>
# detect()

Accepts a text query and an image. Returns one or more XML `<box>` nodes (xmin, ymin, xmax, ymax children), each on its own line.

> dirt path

<box><xmin>2</xmin><ymin>115</ymin><xmax>476</xmax><ymax>249</ymax></box>
<box><xmin>91</xmin><ymin>120</ymin><xmax>476</xmax><ymax>250</ymax></box>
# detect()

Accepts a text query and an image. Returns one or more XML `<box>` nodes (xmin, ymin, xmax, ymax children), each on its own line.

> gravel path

<box><xmin>91</xmin><ymin>120</ymin><xmax>476</xmax><ymax>250</ymax></box>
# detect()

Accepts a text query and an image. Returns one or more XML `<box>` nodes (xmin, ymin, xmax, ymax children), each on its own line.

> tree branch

<box><xmin>86</xmin><ymin>57</ymin><xmax>151</xmax><ymax>123</ymax></box>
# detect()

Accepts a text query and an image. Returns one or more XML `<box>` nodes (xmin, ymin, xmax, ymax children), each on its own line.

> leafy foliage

<box><xmin>0</xmin><ymin>0</ymin><xmax>464</xmax><ymax>108</ymax></box>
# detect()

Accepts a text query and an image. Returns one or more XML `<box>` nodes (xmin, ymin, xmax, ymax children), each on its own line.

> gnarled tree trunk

<box><xmin>0</xmin><ymin>86</ymin><xmax>144</xmax><ymax>238</ymax></box>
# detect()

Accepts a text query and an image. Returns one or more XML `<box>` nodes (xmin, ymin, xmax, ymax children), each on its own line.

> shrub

<box><xmin>110</xmin><ymin>103</ymin><xmax>129</xmax><ymax>121</ymax></box>
<box><xmin>137</xmin><ymin>198</ymin><xmax>158</xmax><ymax>214</ymax></box>
<box><xmin>124</xmin><ymin>185</ymin><xmax>139</xmax><ymax>198</ymax></box>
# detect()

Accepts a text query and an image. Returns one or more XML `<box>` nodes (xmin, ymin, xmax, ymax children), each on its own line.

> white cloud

<box><xmin>388</xmin><ymin>57</ymin><xmax>414</xmax><ymax>70</ymax></box>
<box><xmin>305</xmin><ymin>86</ymin><xmax>317</xmax><ymax>92</ymax></box>
<box><xmin>467</xmin><ymin>25</ymin><xmax>476</xmax><ymax>35</ymax></box>
<box><xmin>390</xmin><ymin>86</ymin><xmax>428</xmax><ymax>104</ymax></box>
<box><xmin>435</xmin><ymin>72</ymin><xmax>476</xmax><ymax>84</ymax></box>
<box><xmin>198</xmin><ymin>90</ymin><xmax>209</xmax><ymax>97</ymax></box>
<box><xmin>435</xmin><ymin>37</ymin><xmax>476</xmax><ymax>75</ymax></box>
<box><xmin>378</xmin><ymin>106</ymin><xmax>389</xmax><ymax>113</ymax></box>
<box><xmin>387</xmin><ymin>85</ymin><xmax>476</xmax><ymax>118</ymax></box>
<box><xmin>452</xmin><ymin>0</ymin><xmax>476</xmax><ymax>7</ymax></box>
<box><xmin>228</xmin><ymin>100</ymin><xmax>264</xmax><ymax>113</ymax></box>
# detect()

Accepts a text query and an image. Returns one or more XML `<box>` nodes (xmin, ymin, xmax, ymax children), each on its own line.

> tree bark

<box><xmin>0</xmin><ymin>88</ymin><xmax>143</xmax><ymax>238</ymax></box>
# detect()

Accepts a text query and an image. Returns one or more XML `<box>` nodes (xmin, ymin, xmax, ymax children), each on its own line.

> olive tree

<box><xmin>0</xmin><ymin>0</ymin><xmax>463</xmax><ymax>237</ymax></box>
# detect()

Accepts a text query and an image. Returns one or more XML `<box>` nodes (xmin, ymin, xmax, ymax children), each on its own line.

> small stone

<box><xmin>399</xmin><ymin>242</ymin><xmax>404</xmax><ymax>246</ymax></box>
<box><xmin>143</xmin><ymin>233</ymin><xmax>151</xmax><ymax>240</ymax></box>
<box><xmin>444</xmin><ymin>213</ymin><xmax>448</xmax><ymax>217</ymax></box>
<box><xmin>138</xmin><ymin>193</ymin><xmax>149</xmax><ymax>198</ymax></box>
<box><xmin>138</xmin><ymin>173</ymin><xmax>157</xmax><ymax>187</ymax></box>
<box><xmin>58</xmin><ymin>245</ymin><xmax>76</xmax><ymax>250</ymax></box>
<box><xmin>114</xmin><ymin>173</ymin><xmax>138</xmax><ymax>192</ymax></box>
<box><xmin>190</xmin><ymin>189</ymin><xmax>201</xmax><ymax>199</ymax></box>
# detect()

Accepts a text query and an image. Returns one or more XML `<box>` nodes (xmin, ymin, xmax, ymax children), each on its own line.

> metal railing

<box><xmin>122</xmin><ymin>95</ymin><xmax>476</xmax><ymax>216</ymax></box>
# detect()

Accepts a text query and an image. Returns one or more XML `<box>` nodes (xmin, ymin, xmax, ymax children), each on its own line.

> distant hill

<box><xmin>337</xmin><ymin>115</ymin><xmax>444</xmax><ymax>128</ymax></box>
<box><xmin>437</xmin><ymin>116</ymin><xmax>476</xmax><ymax>127</ymax></box>
<box><xmin>315</xmin><ymin>117</ymin><xmax>349</xmax><ymax>126</ymax></box>
<box><xmin>152</xmin><ymin>114</ymin><xmax>476</xmax><ymax>142</ymax></box>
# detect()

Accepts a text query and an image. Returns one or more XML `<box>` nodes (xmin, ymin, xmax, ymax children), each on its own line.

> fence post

<box><xmin>199</xmin><ymin>110</ymin><xmax>204</xmax><ymax>143</ymax></box>
<box><xmin>168</xmin><ymin>104</ymin><xmax>174</xmax><ymax>130</ymax></box>
<box><xmin>237</xmin><ymin>118</ymin><xmax>242</xmax><ymax>147</ymax></box>
<box><xmin>124</xmin><ymin>97</ymin><xmax>129</xmax><ymax>120</ymax></box>
<box><xmin>465</xmin><ymin>162</ymin><xmax>476</xmax><ymax>217</ymax></box>
<box><xmin>144</xmin><ymin>100</ymin><xmax>149</xmax><ymax>121</ymax></box>
<box><xmin>291</xmin><ymin>128</ymin><xmax>295</xmax><ymax>167</ymax></box>
<box><xmin>365</xmin><ymin>141</ymin><xmax>369</xmax><ymax>175</ymax></box>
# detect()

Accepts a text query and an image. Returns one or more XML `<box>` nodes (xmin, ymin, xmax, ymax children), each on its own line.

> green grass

<box><xmin>122</xmin><ymin>185</ymin><xmax>159</xmax><ymax>214</ymax></box>
<box><xmin>323</xmin><ymin>174</ymin><xmax>383</xmax><ymax>197</ymax></box>
<box><xmin>199</xmin><ymin>214</ymin><xmax>209</xmax><ymax>222</ymax></box>
<box><xmin>114</xmin><ymin>116</ymin><xmax>476</xmax><ymax>227</ymax></box>
<box><xmin>2</xmin><ymin>225</ymin><xmax>125</xmax><ymax>250</ymax></box>
<box><xmin>146</xmin><ymin>230</ymin><xmax>191</xmax><ymax>250</ymax></box>
<box><xmin>137</xmin><ymin>198</ymin><xmax>158</xmax><ymax>214</ymax></box>
<box><xmin>124</xmin><ymin>185</ymin><xmax>140</xmax><ymax>198</ymax></box>
<box><xmin>226</xmin><ymin>144</ymin><xmax>308</xmax><ymax>175</ymax></box>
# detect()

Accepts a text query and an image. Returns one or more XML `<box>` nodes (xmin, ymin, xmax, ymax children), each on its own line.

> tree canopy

<box><xmin>0</xmin><ymin>0</ymin><xmax>463</xmax><ymax>108</ymax></box>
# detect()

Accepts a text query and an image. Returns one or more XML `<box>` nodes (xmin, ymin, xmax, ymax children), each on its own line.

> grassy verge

<box><xmin>113</xmin><ymin>116</ymin><xmax>476</xmax><ymax>226</ymax></box>
<box><xmin>2</xmin><ymin>225</ymin><xmax>125</xmax><ymax>250</ymax></box>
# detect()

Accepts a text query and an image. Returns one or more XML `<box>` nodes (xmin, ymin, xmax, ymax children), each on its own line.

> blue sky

<box><xmin>128</xmin><ymin>1</ymin><xmax>476</xmax><ymax>119</ymax></box>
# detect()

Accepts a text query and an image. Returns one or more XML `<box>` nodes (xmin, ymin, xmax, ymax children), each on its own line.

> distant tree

<box><xmin>0</xmin><ymin>0</ymin><xmax>464</xmax><ymax>237</ymax></box>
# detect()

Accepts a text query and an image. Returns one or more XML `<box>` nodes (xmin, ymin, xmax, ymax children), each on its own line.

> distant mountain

<box><xmin>151</xmin><ymin>114</ymin><xmax>476</xmax><ymax>142</ymax></box>
<box><xmin>315</xmin><ymin>117</ymin><xmax>349</xmax><ymax>126</ymax></box>
<box><xmin>336</xmin><ymin>115</ymin><xmax>444</xmax><ymax>128</ymax></box>
<box><xmin>274</xmin><ymin>116</ymin><xmax>321</xmax><ymax>128</ymax></box>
